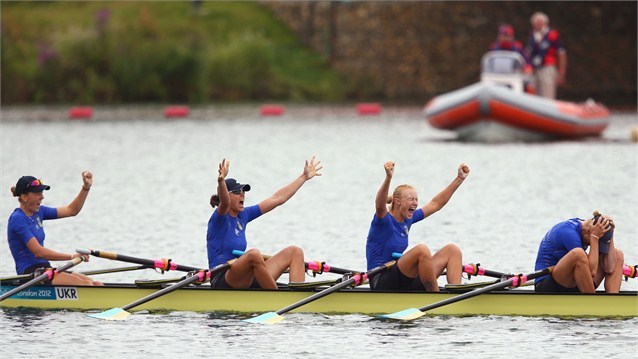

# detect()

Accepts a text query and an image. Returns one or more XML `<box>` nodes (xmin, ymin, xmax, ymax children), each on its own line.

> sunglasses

<box><xmin>27</xmin><ymin>179</ymin><xmax>44</xmax><ymax>188</ymax></box>
<box><xmin>229</xmin><ymin>189</ymin><xmax>244</xmax><ymax>195</ymax></box>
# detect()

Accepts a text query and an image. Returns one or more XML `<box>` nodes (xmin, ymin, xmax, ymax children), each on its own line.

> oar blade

<box><xmin>243</xmin><ymin>311</ymin><xmax>285</xmax><ymax>325</ymax></box>
<box><xmin>87</xmin><ymin>308</ymin><xmax>131</xmax><ymax>321</ymax></box>
<box><xmin>379</xmin><ymin>308</ymin><xmax>425</xmax><ymax>321</ymax></box>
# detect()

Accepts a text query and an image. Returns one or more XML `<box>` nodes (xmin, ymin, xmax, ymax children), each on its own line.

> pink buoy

<box><xmin>260</xmin><ymin>105</ymin><xmax>285</xmax><ymax>116</ymax></box>
<box><xmin>69</xmin><ymin>106</ymin><xmax>93</xmax><ymax>120</ymax></box>
<box><xmin>164</xmin><ymin>106</ymin><xmax>190</xmax><ymax>118</ymax></box>
<box><xmin>357</xmin><ymin>103</ymin><xmax>382</xmax><ymax>115</ymax></box>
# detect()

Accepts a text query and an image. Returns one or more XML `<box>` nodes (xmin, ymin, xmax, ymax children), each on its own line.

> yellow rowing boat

<box><xmin>1</xmin><ymin>284</ymin><xmax>636</xmax><ymax>318</ymax></box>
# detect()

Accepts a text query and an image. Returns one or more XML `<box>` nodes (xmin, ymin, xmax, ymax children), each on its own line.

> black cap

<box><xmin>225</xmin><ymin>178</ymin><xmax>251</xmax><ymax>192</ymax></box>
<box><xmin>14</xmin><ymin>176</ymin><xmax>50</xmax><ymax>197</ymax></box>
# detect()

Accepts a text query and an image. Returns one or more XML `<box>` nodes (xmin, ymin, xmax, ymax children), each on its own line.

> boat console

<box><xmin>480</xmin><ymin>51</ymin><xmax>529</xmax><ymax>93</ymax></box>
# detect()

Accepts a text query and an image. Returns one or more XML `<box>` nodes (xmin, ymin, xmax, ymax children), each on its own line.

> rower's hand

<box><xmin>384</xmin><ymin>161</ymin><xmax>395</xmax><ymax>178</ymax></box>
<box><xmin>218</xmin><ymin>159</ymin><xmax>229</xmax><ymax>182</ymax></box>
<box><xmin>457</xmin><ymin>163</ymin><xmax>470</xmax><ymax>180</ymax></box>
<box><xmin>72</xmin><ymin>253</ymin><xmax>89</xmax><ymax>262</ymax></box>
<box><xmin>303</xmin><ymin>156</ymin><xmax>322</xmax><ymax>180</ymax></box>
<box><xmin>81</xmin><ymin>171</ymin><xmax>93</xmax><ymax>190</ymax></box>
<box><xmin>590</xmin><ymin>216</ymin><xmax>611</xmax><ymax>239</ymax></box>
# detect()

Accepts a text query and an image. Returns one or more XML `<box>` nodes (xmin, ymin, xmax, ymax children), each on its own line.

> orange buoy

<box><xmin>164</xmin><ymin>106</ymin><xmax>190</xmax><ymax>118</ymax></box>
<box><xmin>357</xmin><ymin>103</ymin><xmax>382</xmax><ymax>115</ymax></box>
<box><xmin>260</xmin><ymin>105</ymin><xmax>285</xmax><ymax>116</ymax></box>
<box><xmin>69</xmin><ymin>106</ymin><xmax>93</xmax><ymax>120</ymax></box>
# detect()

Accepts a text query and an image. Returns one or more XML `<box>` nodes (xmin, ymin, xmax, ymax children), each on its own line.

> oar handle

<box><xmin>0</xmin><ymin>257</ymin><xmax>84</xmax><ymax>302</ymax></box>
<box><xmin>623</xmin><ymin>265</ymin><xmax>637</xmax><ymax>279</ymax></box>
<box><xmin>77</xmin><ymin>249</ymin><xmax>201</xmax><ymax>272</ymax></box>
<box><xmin>305</xmin><ymin>261</ymin><xmax>357</xmax><ymax>275</ymax></box>
<box><xmin>461</xmin><ymin>263</ymin><xmax>510</xmax><ymax>279</ymax></box>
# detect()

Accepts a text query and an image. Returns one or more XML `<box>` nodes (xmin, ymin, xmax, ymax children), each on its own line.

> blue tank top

<box><xmin>206</xmin><ymin>205</ymin><xmax>262</xmax><ymax>268</ymax></box>
<box><xmin>366</xmin><ymin>208</ymin><xmax>425</xmax><ymax>270</ymax></box>
<box><xmin>7</xmin><ymin>206</ymin><xmax>58</xmax><ymax>274</ymax></box>
<box><xmin>534</xmin><ymin>218</ymin><xmax>584</xmax><ymax>283</ymax></box>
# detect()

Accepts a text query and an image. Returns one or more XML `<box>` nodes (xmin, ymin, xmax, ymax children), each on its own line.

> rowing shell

<box><xmin>1</xmin><ymin>284</ymin><xmax>636</xmax><ymax>318</ymax></box>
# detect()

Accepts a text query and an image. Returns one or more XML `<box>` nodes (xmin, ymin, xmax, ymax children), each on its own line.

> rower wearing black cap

<box><xmin>207</xmin><ymin>157</ymin><xmax>322</xmax><ymax>289</ymax></box>
<box><xmin>7</xmin><ymin>171</ymin><xmax>102</xmax><ymax>286</ymax></box>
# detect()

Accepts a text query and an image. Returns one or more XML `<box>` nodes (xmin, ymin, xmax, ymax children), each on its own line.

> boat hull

<box><xmin>1</xmin><ymin>284</ymin><xmax>636</xmax><ymax>318</ymax></box>
<box><xmin>424</xmin><ymin>83</ymin><xmax>610</xmax><ymax>142</ymax></box>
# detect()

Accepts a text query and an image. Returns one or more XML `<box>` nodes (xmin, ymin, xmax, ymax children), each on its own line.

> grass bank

<box><xmin>1</xmin><ymin>1</ymin><xmax>347</xmax><ymax>104</ymax></box>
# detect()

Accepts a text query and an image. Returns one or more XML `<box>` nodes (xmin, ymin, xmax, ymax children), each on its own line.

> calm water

<box><xmin>1</xmin><ymin>105</ymin><xmax>637</xmax><ymax>358</ymax></box>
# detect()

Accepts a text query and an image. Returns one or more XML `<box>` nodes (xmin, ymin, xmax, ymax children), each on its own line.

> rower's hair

<box><xmin>10</xmin><ymin>186</ymin><xmax>17</xmax><ymax>197</ymax></box>
<box><xmin>387</xmin><ymin>184</ymin><xmax>415</xmax><ymax>211</ymax></box>
<box><xmin>210</xmin><ymin>194</ymin><xmax>220</xmax><ymax>208</ymax></box>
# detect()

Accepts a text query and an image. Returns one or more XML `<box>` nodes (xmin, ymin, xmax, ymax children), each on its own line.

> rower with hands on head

<box><xmin>534</xmin><ymin>211</ymin><xmax>624</xmax><ymax>293</ymax></box>
<box><xmin>367</xmin><ymin>162</ymin><xmax>470</xmax><ymax>292</ymax></box>
<box><xmin>207</xmin><ymin>157</ymin><xmax>322</xmax><ymax>289</ymax></box>
<box><xmin>7</xmin><ymin>171</ymin><xmax>102</xmax><ymax>286</ymax></box>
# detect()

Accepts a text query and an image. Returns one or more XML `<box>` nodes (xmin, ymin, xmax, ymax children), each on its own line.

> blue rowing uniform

<box><xmin>366</xmin><ymin>208</ymin><xmax>425</xmax><ymax>270</ymax></box>
<box><xmin>207</xmin><ymin>205</ymin><xmax>262</xmax><ymax>268</ymax></box>
<box><xmin>534</xmin><ymin>218</ymin><xmax>584</xmax><ymax>283</ymax></box>
<box><xmin>7</xmin><ymin>206</ymin><xmax>58</xmax><ymax>274</ymax></box>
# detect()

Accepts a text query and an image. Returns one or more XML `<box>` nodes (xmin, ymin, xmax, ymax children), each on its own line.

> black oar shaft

<box><xmin>276</xmin><ymin>261</ymin><xmax>395</xmax><ymax>315</ymax></box>
<box><xmin>117</xmin><ymin>260</ymin><xmax>233</xmax><ymax>312</ymax></box>
<box><xmin>418</xmin><ymin>267</ymin><xmax>553</xmax><ymax>312</ymax></box>
<box><xmin>481</xmin><ymin>269</ymin><xmax>507</xmax><ymax>278</ymax></box>
<box><xmin>122</xmin><ymin>273</ymin><xmax>202</xmax><ymax>311</ymax></box>
<box><xmin>78</xmin><ymin>249</ymin><xmax>200</xmax><ymax>272</ymax></box>
<box><xmin>0</xmin><ymin>257</ymin><xmax>84</xmax><ymax>301</ymax></box>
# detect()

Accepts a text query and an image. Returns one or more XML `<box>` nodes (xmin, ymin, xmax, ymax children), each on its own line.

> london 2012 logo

<box><xmin>0</xmin><ymin>286</ymin><xmax>79</xmax><ymax>300</ymax></box>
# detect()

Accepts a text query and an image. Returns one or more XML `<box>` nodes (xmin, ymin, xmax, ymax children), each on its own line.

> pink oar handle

<box><xmin>351</xmin><ymin>273</ymin><xmax>368</xmax><ymax>286</ymax></box>
<box><xmin>463</xmin><ymin>263</ymin><xmax>485</xmax><ymax>276</ymax></box>
<box><xmin>623</xmin><ymin>265</ymin><xmax>637</xmax><ymax>278</ymax></box>
<box><xmin>510</xmin><ymin>274</ymin><xmax>528</xmax><ymax>288</ymax></box>
<box><xmin>153</xmin><ymin>259</ymin><xmax>178</xmax><ymax>271</ymax></box>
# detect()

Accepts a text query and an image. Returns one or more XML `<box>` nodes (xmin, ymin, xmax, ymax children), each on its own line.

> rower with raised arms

<box><xmin>366</xmin><ymin>161</ymin><xmax>469</xmax><ymax>292</ymax></box>
<box><xmin>207</xmin><ymin>157</ymin><xmax>322</xmax><ymax>289</ymax></box>
<box><xmin>7</xmin><ymin>172</ymin><xmax>102</xmax><ymax>286</ymax></box>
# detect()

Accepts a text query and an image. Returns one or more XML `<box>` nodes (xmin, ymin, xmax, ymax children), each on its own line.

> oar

<box><xmin>305</xmin><ymin>261</ymin><xmax>357</xmax><ymax>276</ymax></box>
<box><xmin>623</xmin><ymin>264</ymin><xmax>637</xmax><ymax>279</ymax></box>
<box><xmin>244</xmin><ymin>260</ymin><xmax>397</xmax><ymax>324</ymax></box>
<box><xmin>81</xmin><ymin>265</ymin><xmax>148</xmax><ymax>276</ymax></box>
<box><xmin>88</xmin><ymin>259</ymin><xmax>235</xmax><ymax>320</ymax></box>
<box><xmin>0</xmin><ymin>257</ymin><xmax>84</xmax><ymax>302</ymax></box>
<box><xmin>460</xmin><ymin>263</ymin><xmax>510</xmax><ymax>279</ymax></box>
<box><xmin>380</xmin><ymin>266</ymin><xmax>554</xmax><ymax>321</ymax></box>
<box><xmin>76</xmin><ymin>249</ymin><xmax>200</xmax><ymax>273</ymax></box>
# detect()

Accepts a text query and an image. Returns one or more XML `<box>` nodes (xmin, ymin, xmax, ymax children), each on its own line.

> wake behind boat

<box><xmin>1</xmin><ymin>283</ymin><xmax>636</xmax><ymax>318</ymax></box>
<box><xmin>424</xmin><ymin>51</ymin><xmax>610</xmax><ymax>142</ymax></box>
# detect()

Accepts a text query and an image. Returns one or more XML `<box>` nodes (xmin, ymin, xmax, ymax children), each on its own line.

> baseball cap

<box><xmin>499</xmin><ymin>24</ymin><xmax>514</xmax><ymax>37</ymax></box>
<box><xmin>14</xmin><ymin>176</ymin><xmax>50</xmax><ymax>197</ymax></box>
<box><xmin>225</xmin><ymin>178</ymin><xmax>251</xmax><ymax>193</ymax></box>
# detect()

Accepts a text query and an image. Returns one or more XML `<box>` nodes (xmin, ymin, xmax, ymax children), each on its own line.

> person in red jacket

<box><xmin>525</xmin><ymin>12</ymin><xmax>568</xmax><ymax>99</ymax></box>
